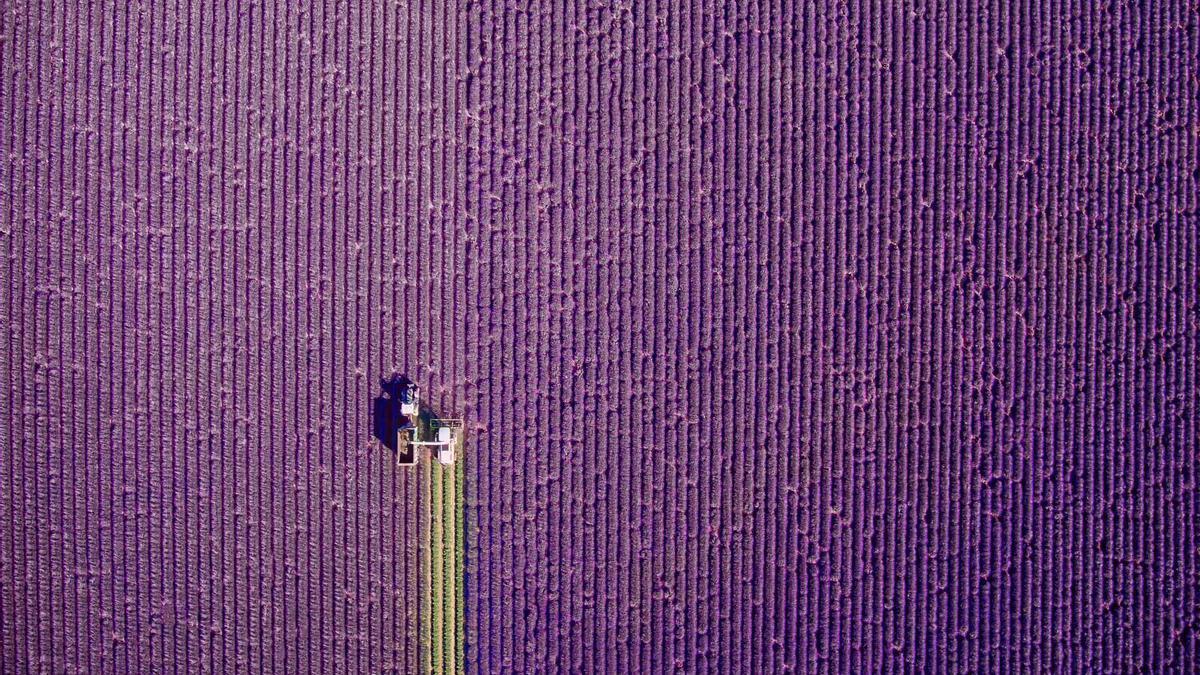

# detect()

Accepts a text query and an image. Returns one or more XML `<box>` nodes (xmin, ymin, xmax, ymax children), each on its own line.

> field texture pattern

<box><xmin>3</xmin><ymin>0</ymin><xmax>1200</xmax><ymax>673</ymax></box>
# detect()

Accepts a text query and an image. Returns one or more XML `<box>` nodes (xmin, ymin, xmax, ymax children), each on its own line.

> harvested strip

<box><xmin>419</xmin><ymin>448</ymin><xmax>465</xmax><ymax>674</ymax></box>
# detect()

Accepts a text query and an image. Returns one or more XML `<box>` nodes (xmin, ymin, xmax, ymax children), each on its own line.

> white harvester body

<box><xmin>436</xmin><ymin>426</ymin><xmax>456</xmax><ymax>465</ymax></box>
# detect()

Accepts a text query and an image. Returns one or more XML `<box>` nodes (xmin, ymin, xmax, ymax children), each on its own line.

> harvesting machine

<box><xmin>395</xmin><ymin>382</ymin><xmax>463</xmax><ymax>467</ymax></box>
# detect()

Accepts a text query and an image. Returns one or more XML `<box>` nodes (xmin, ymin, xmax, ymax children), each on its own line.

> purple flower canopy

<box><xmin>2</xmin><ymin>0</ymin><xmax>1198</xmax><ymax>672</ymax></box>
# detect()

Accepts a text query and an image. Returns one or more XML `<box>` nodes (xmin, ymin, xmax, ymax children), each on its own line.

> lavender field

<box><xmin>3</xmin><ymin>0</ymin><xmax>1199</xmax><ymax>672</ymax></box>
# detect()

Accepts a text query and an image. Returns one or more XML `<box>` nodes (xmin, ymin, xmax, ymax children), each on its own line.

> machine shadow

<box><xmin>373</xmin><ymin>374</ymin><xmax>414</xmax><ymax>453</ymax></box>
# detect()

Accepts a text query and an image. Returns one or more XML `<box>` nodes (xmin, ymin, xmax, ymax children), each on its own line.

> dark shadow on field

<box><xmin>374</xmin><ymin>374</ymin><xmax>414</xmax><ymax>457</ymax></box>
